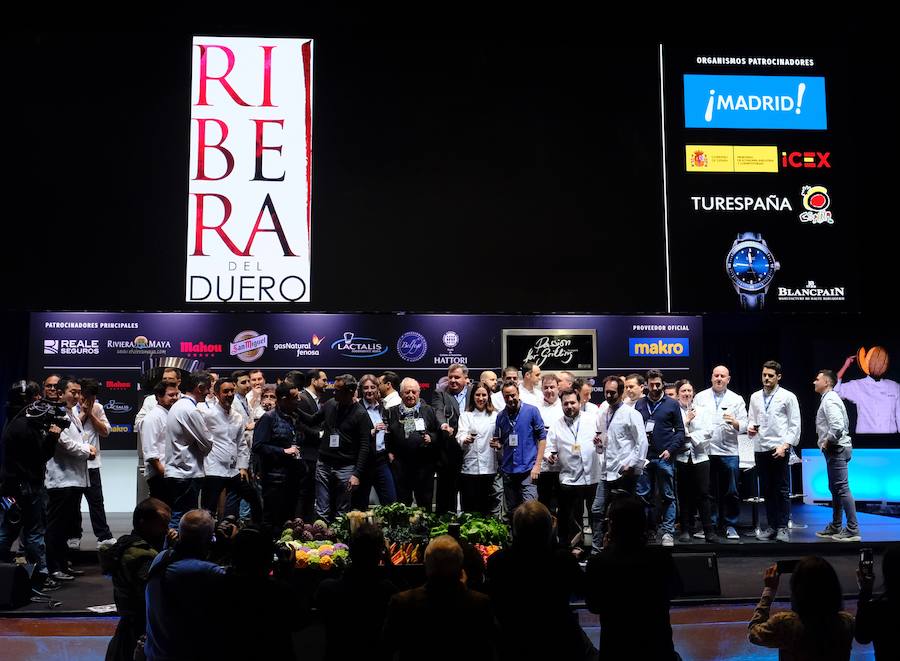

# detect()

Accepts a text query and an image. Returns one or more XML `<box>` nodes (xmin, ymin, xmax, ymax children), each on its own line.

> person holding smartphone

<box><xmin>748</xmin><ymin>361</ymin><xmax>801</xmax><ymax>543</ymax></box>
<box><xmin>857</xmin><ymin>546</ymin><xmax>900</xmax><ymax>660</ymax></box>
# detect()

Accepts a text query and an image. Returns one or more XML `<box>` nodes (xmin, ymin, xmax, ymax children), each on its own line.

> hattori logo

<box><xmin>231</xmin><ymin>330</ymin><xmax>268</xmax><ymax>363</ymax></box>
<box><xmin>799</xmin><ymin>185</ymin><xmax>834</xmax><ymax>224</ymax></box>
<box><xmin>397</xmin><ymin>332</ymin><xmax>428</xmax><ymax>362</ymax></box>
<box><xmin>43</xmin><ymin>339</ymin><xmax>99</xmax><ymax>355</ymax></box>
<box><xmin>103</xmin><ymin>400</ymin><xmax>133</xmax><ymax>414</ymax></box>
<box><xmin>434</xmin><ymin>330</ymin><xmax>468</xmax><ymax>366</ymax></box>
<box><xmin>629</xmin><ymin>338</ymin><xmax>690</xmax><ymax>357</ymax></box>
<box><xmin>331</xmin><ymin>332</ymin><xmax>387</xmax><ymax>359</ymax></box>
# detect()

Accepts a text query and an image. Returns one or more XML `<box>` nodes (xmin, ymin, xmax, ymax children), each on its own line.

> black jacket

<box><xmin>299</xmin><ymin>400</ymin><xmax>372</xmax><ymax>478</ymax></box>
<box><xmin>431</xmin><ymin>389</ymin><xmax>467</xmax><ymax>468</ymax></box>
<box><xmin>0</xmin><ymin>417</ymin><xmax>59</xmax><ymax>493</ymax></box>
<box><xmin>296</xmin><ymin>389</ymin><xmax>322</xmax><ymax>457</ymax></box>
<box><xmin>384</xmin><ymin>402</ymin><xmax>440</xmax><ymax>461</ymax></box>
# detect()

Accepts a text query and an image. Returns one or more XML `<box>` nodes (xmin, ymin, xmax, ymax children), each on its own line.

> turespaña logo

<box><xmin>44</xmin><ymin>339</ymin><xmax>99</xmax><ymax>355</ymax></box>
<box><xmin>684</xmin><ymin>75</ymin><xmax>827</xmax><ymax>130</ymax></box>
<box><xmin>180</xmin><ymin>341</ymin><xmax>223</xmax><ymax>357</ymax></box>
<box><xmin>107</xmin><ymin>336</ymin><xmax>172</xmax><ymax>355</ymax></box>
<box><xmin>331</xmin><ymin>332</ymin><xmax>387</xmax><ymax>359</ymax></box>
<box><xmin>781</xmin><ymin>151</ymin><xmax>831</xmax><ymax>169</ymax></box>
<box><xmin>434</xmin><ymin>330</ymin><xmax>468</xmax><ymax>366</ymax></box>
<box><xmin>110</xmin><ymin>424</ymin><xmax>133</xmax><ymax>434</ymax></box>
<box><xmin>231</xmin><ymin>330</ymin><xmax>268</xmax><ymax>363</ymax></box>
<box><xmin>691</xmin><ymin>195</ymin><xmax>792</xmax><ymax>212</ymax></box>
<box><xmin>629</xmin><ymin>338</ymin><xmax>690</xmax><ymax>357</ymax></box>
<box><xmin>105</xmin><ymin>381</ymin><xmax>132</xmax><ymax>391</ymax></box>
<box><xmin>397</xmin><ymin>332</ymin><xmax>428</xmax><ymax>362</ymax></box>
<box><xmin>799</xmin><ymin>185</ymin><xmax>834</xmax><ymax>224</ymax></box>
<box><xmin>273</xmin><ymin>335</ymin><xmax>323</xmax><ymax>358</ymax></box>
<box><xmin>103</xmin><ymin>400</ymin><xmax>133</xmax><ymax>414</ymax></box>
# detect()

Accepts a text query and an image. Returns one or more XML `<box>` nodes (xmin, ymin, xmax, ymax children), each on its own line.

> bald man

<box><xmin>693</xmin><ymin>365</ymin><xmax>747</xmax><ymax>540</ymax></box>
<box><xmin>478</xmin><ymin>371</ymin><xmax>498</xmax><ymax>393</ymax></box>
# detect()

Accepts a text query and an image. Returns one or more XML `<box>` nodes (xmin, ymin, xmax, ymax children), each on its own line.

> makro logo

<box><xmin>109</xmin><ymin>424</ymin><xmax>133</xmax><ymax>434</ymax></box>
<box><xmin>684</xmin><ymin>75</ymin><xmax>827</xmax><ymax>130</ymax></box>
<box><xmin>781</xmin><ymin>151</ymin><xmax>831</xmax><ymax>169</ymax></box>
<box><xmin>43</xmin><ymin>339</ymin><xmax>100</xmax><ymax>355</ymax></box>
<box><xmin>104</xmin><ymin>400</ymin><xmax>133</xmax><ymax>414</ymax></box>
<box><xmin>629</xmin><ymin>338</ymin><xmax>690</xmax><ymax>357</ymax></box>
<box><xmin>397</xmin><ymin>332</ymin><xmax>428</xmax><ymax>362</ymax></box>
<box><xmin>180</xmin><ymin>341</ymin><xmax>223</xmax><ymax>357</ymax></box>
<box><xmin>331</xmin><ymin>332</ymin><xmax>387</xmax><ymax>359</ymax></box>
<box><xmin>105</xmin><ymin>380</ymin><xmax>132</xmax><ymax>390</ymax></box>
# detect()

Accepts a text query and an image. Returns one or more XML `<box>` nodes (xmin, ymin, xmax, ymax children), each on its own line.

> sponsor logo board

<box><xmin>629</xmin><ymin>338</ymin><xmax>691</xmax><ymax>357</ymax></box>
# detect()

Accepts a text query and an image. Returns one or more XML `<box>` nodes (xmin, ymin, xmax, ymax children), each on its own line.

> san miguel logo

<box><xmin>230</xmin><ymin>330</ymin><xmax>268</xmax><ymax>362</ymax></box>
<box><xmin>180</xmin><ymin>341</ymin><xmax>223</xmax><ymax>357</ymax></box>
<box><xmin>186</xmin><ymin>37</ymin><xmax>314</xmax><ymax>304</ymax></box>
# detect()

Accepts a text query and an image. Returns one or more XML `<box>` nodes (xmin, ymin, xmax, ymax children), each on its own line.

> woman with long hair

<box><xmin>354</xmin><ymin>374</ymin><xmax>396</xmax><ymax>509</ymax></box>
<box><xmin>749</xmin><ymin>555</ymin><xmax>854</xmax><ymax>660</ymax></box>
<box><xmin>456</xmin><ymin>382</ymin><xmax>498</xmax><ymax>515</ymax></box>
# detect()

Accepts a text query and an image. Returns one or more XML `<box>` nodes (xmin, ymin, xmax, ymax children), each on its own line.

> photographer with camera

<box><xmin>0</xmin><ymin>380</ymin><xmax>61</xmax><ymax>590</ymax></box>
<box><xmin>45</xmin><ymin>377</ymin><xmax>96</xmax><ymax>582</ymax></box>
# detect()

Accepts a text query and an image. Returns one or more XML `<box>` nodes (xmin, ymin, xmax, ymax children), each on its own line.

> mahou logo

<box><xmin>105</xmin><ymin>380</ymin><xmax>132</xmax><ymax>391</ymax></box>
<box><xmin>180</xmin><ymin>341</ymin><xmax>223</xmax><ymax>357</ymax></box>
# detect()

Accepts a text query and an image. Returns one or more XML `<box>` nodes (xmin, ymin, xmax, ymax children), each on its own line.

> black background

<box><xmin>2</xmin><ymin>23</ymin><xmax>898</xmax><ymax>448</ymax></box>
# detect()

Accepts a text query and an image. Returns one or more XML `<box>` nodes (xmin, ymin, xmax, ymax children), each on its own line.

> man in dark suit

<box><xmin>382</xmin><ymin>535</ymin><xmax>496</xmax><ymax>661</ymax></box>
<box><xmin>431</xmin><ymin>363</ymin><xmax>470</xmax><ymax>514</ymax></box>
<box><xmin>295</xmin><ymin>369</ymin><xmax>327</xmax><ymax>522</ymax></box>
<box><xmin>386</xmin><ymin>378</ymin><xmax>440</xmax><ymax>509</ymax></box>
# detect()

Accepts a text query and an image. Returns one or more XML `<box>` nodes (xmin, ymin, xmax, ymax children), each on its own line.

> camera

<box><xmin>24</xmin><ymin>399</ymin><xmax>70</xmax><ymax>432</ymax></box>
<box><xmin>859</xmin><ymin>547</ymin><xmax>874</xmax><ymax>580</ymax></box>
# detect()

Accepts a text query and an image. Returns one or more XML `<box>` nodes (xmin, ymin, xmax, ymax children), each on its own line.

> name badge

<box><xmin>329</xmin><ymin>433</ymin><xmax>340</xmax><ymax>448</ymax></box>
<box><xmin>414</xmin><ymin>418</ymin><xmax>426</xmax><ymax>432</ymax></box>
<box><xmin>758</xmin><ymin>413</ymin><xmax>768</xmax><ymax>428</ymax></box>
<box><xmin>645</xmin><ymin>420</ymin><xmax>655</xmax><ymax>433</ymax></box>
<box><xmin>572</xmin><ymin>444</ymin><xmax>581</xmax><ymax>454</ymax></box>
<box><xmin>509</xmin><ymin>433</ymin><xmax>519</xmax><ymax>447</ymax></box>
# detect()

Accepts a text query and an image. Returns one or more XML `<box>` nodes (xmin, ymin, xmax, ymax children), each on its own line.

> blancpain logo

<box><xmin>777</xmin><ymin>281</ymin><xmax>845</xmax><ymax>302</ymax></box>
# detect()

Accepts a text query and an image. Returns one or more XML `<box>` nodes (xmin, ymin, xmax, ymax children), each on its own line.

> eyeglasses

<box><xmin>44</xmin><ymin>383</ymin><xmax>59</xmax><ymax>390</ymax></box>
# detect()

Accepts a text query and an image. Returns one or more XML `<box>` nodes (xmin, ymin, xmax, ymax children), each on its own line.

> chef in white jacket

<box><xmin>45</xmin><ymin>377</ymin><xmax>95</xmax><ymax>580</ymax></box>
<box><xmin>673</xmin><ymin>379</ymin><xmax>717</xmax><ymax>543</ymax></box>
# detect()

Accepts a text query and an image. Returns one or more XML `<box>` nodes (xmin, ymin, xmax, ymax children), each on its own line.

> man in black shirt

<box><xmin>298</xmin><ymin>375</ymin><xmax>371</xmax><ymax>522</ymax></box>
<box><xmin>431</xmin><ymin>363</ymin><xmax>469</xmax><ymax>514</ymax></box>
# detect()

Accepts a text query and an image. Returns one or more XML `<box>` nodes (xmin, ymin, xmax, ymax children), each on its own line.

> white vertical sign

<box><xmin>186</xmin><ymin>36</ymin><xmax>313</xmax><ymax>303</ymax></box>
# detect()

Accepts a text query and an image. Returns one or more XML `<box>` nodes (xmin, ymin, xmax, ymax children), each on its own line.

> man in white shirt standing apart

<box><xmin>748</xmin><ymin>361</ymin><xmax>801</xmax><ymax>543</ymax></box>
<box><xmin>693</xmin><ymin>365</ymin><xmax>747</xmax><ymax>540</ymax></box>
<box><xmin>140</xmin><ymin>381</ymin><xmax>180</xmax><ymax>502</ymax></box>
<box><xmin>813</xmin><ymin>368</ymin><xmax>860</xmax><ymax>542</ymax></box>
<box><xmin>164</xmin><ymin>371</ymin><xmax>214</xmax><ymax>529</ymax></box>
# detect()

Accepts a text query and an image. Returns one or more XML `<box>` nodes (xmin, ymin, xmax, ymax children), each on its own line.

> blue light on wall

<box><xmin>803</xmin><ymin>449</ymin><xmax>900</xmax><ymax>502</ymax></box>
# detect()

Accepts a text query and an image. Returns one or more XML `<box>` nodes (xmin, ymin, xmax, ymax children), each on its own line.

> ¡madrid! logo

<box><xmin>799</xmin><ymin>185</ymin><xmax>833</xmax><ymax>224</ymax></box>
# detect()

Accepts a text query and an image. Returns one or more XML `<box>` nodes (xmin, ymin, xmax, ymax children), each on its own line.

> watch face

<box><xmin>727</xmin><ymin>243</ymin><xmax>776</xmax><ymax>291</ymax></box>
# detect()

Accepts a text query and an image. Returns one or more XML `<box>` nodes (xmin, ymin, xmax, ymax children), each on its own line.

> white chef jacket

<box><xmin>692</xmin><ymin>388</ymin><xmax>747</xmax><ymax>456</ymax></box>
<box><xmin>595</xmin><ymin>403</ymin><xmax>648</xmax><ymax>482</ymax></box>
<box><xmin>141</xmin><ymin>404</ymin><xmax>169</xmax><ymax>479</ymax></box>
<box><xmin>457</xmin><ymin>409</ymin><xmax>499</xmax><ymax>475</ymax></box>
<box><xmin>79</xmin><ymin>402</ymin><xmax>111</xmax><ymax>470</ymax></box>
<box><xmin>200</xmin><ymin>400</ymin><xmax>249</xmax><ymax>478</ymax></box>
<box><xmin>164</xmin><ymin>395</ymin><xmax>214</xmax><ymax>479</ymax></box>
<box><xmin>538</xmin><ymin>398</ymin><xmax>563</xmax><ymax>473</ymax></box>
<box><xmin>675</xmin><ymin>405</ymin><xmax>710</xmax><ymax>464</ymax></box>
<box><xmin>748</xmin><ymin>387</ymin><xmax>801</xmax><ymax>452</ymax></box>
<box><xmin>46</xmin><ymin>406</ymin><xmax>91</xmax><ymax>489</ymax></box>
<box><xmin>816</xmin><ymin>390</ymin><xmax>852</xmax><ymax>450</ymax></box>
<box><xmin>545</xmin><ymin>411</ymin><xmax>603</xmax><ymax>486</ymax></box>
<box><xmin>135</xmin><ymin>390</ymin><xmax>180</xmax><ymax>433</ymax></box>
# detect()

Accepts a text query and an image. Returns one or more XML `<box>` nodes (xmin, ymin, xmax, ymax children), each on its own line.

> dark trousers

<box><xmin>261</xmin><ymin>473</ymin><xmax>301</xmax><ymax>532</ymax></box>
<box><xmin>435</xmin><ymin>463</ymin><xmax>461</xmax><ymax>514</ymax></box>
<box><xmin>558</xmin><ymin>483</ymin><xmax>598</xmax><ymax>548</ymax></box>
<box><xmin>393</xmin><ymin>458</ymin><xmax>435</xmax><ymax>510</ymax></box>
<box><xmin>146</xmin><ymin>474</ymin><xmax>168</xmax><ymax>505</ymax></box>
<box><xmin>676</xmin><ymin>459</ymin><xmax>712</xmax><ymax>534</ymax></box>
<box><xmin>459</xmin><ymin>474</ymin><xmax>499</xmax><ymax>516</ymax></box>
<box><xmin>709</xmin><ymin>455</ymin><xmax>740</xmax><ymax>530</ymax></box>
<box><xmin>202</xmin><ymin>474</ymin><xmax>262</xmax><ymax>523</ymax></box>
<box><xmin>755</xmin><ymin>450</ymin><xmax>790</xmax><ymax>530</ymax></box>
<box><xmin>0</xmin><ymin>482</ymin><xmax>47</xmax><ymax>576</ymax></box>
<box><xmin>315</xmin><ymin>461</ymin><xmax>356</xmax><ymax>523</ymax></box>
<box><xmin>75</xmin><ymin>467</ymin><xmax>112</xmax><ymax>541</ymax></box>
<box><xmin>46</xmin><ymin>487</ymin><xmax>81</xmax><ymax>573</ymax></box>
<box><xmin>537</xmin><ymin>471</ymin><xmax>562</xmax><ymax>516</ymax></box>
<box><xmin>353</xmin><ymin>456</ymin><xmax>397</xmax><ymax>510</ymax></box>
<box><xmin>297</xmin><ymin>456</ymin><xmax>318</xmax><ymax>522</ymax></box>
<box><xmin>590</xmin><ymin>473</ymin><xmax>639</xmax><ymax>553</ymax></box>
<box><xmin>166</xmin><ymin>478</ymin><xmax>201</xmax><ymax>530</ymax></box>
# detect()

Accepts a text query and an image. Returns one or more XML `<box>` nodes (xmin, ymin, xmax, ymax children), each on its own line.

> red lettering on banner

<box><xmin>193</xmin><ymin>118</ymin><xmax>235</xmax><ymax>180</ymax></box>
<box><xmin>192</xmin><ymin>193</ymin><xmax>247</xmax><ymax>256</ymax></box>
<box><xmin>261</xmin><ymin>46</ymin><xmax>276</xmax><ymax>107</ymax></box>
<box><xmin>196</xmin><ymin>45</ymin><xmax>251</xmax><ymax>107</ymax></box>
<box><xmin>242</xmin><ymin>194</ymin><xmax>297</xmax><ymax>256</ymax></box>
<box><xmin>252</xmin><ymin>120</ymin><xmax>285</xmax><ymax>181</ymax></box>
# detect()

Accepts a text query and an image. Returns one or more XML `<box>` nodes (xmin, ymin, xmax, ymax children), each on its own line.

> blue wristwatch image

<box><xmin>725</xmin><ymin>232</ymin><xmax>780</xmax><ymax>310</ymax></box>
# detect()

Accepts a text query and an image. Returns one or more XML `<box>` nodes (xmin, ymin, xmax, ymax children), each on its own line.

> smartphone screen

<box><xmin>776</xmin><ymin>559</ymin><xmax>800</xmax><ymax>573</ymax></box>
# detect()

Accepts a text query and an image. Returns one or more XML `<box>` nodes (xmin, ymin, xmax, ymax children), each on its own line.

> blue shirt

<box><xmin>494</xmin><ymin>402</ymin><xmax>546</xmax><ymax>474</ymax></box>
<box><xmin>633</xmin><ymin>396</ymin><xmax>685</xmax><ymax>456</ymax></box>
